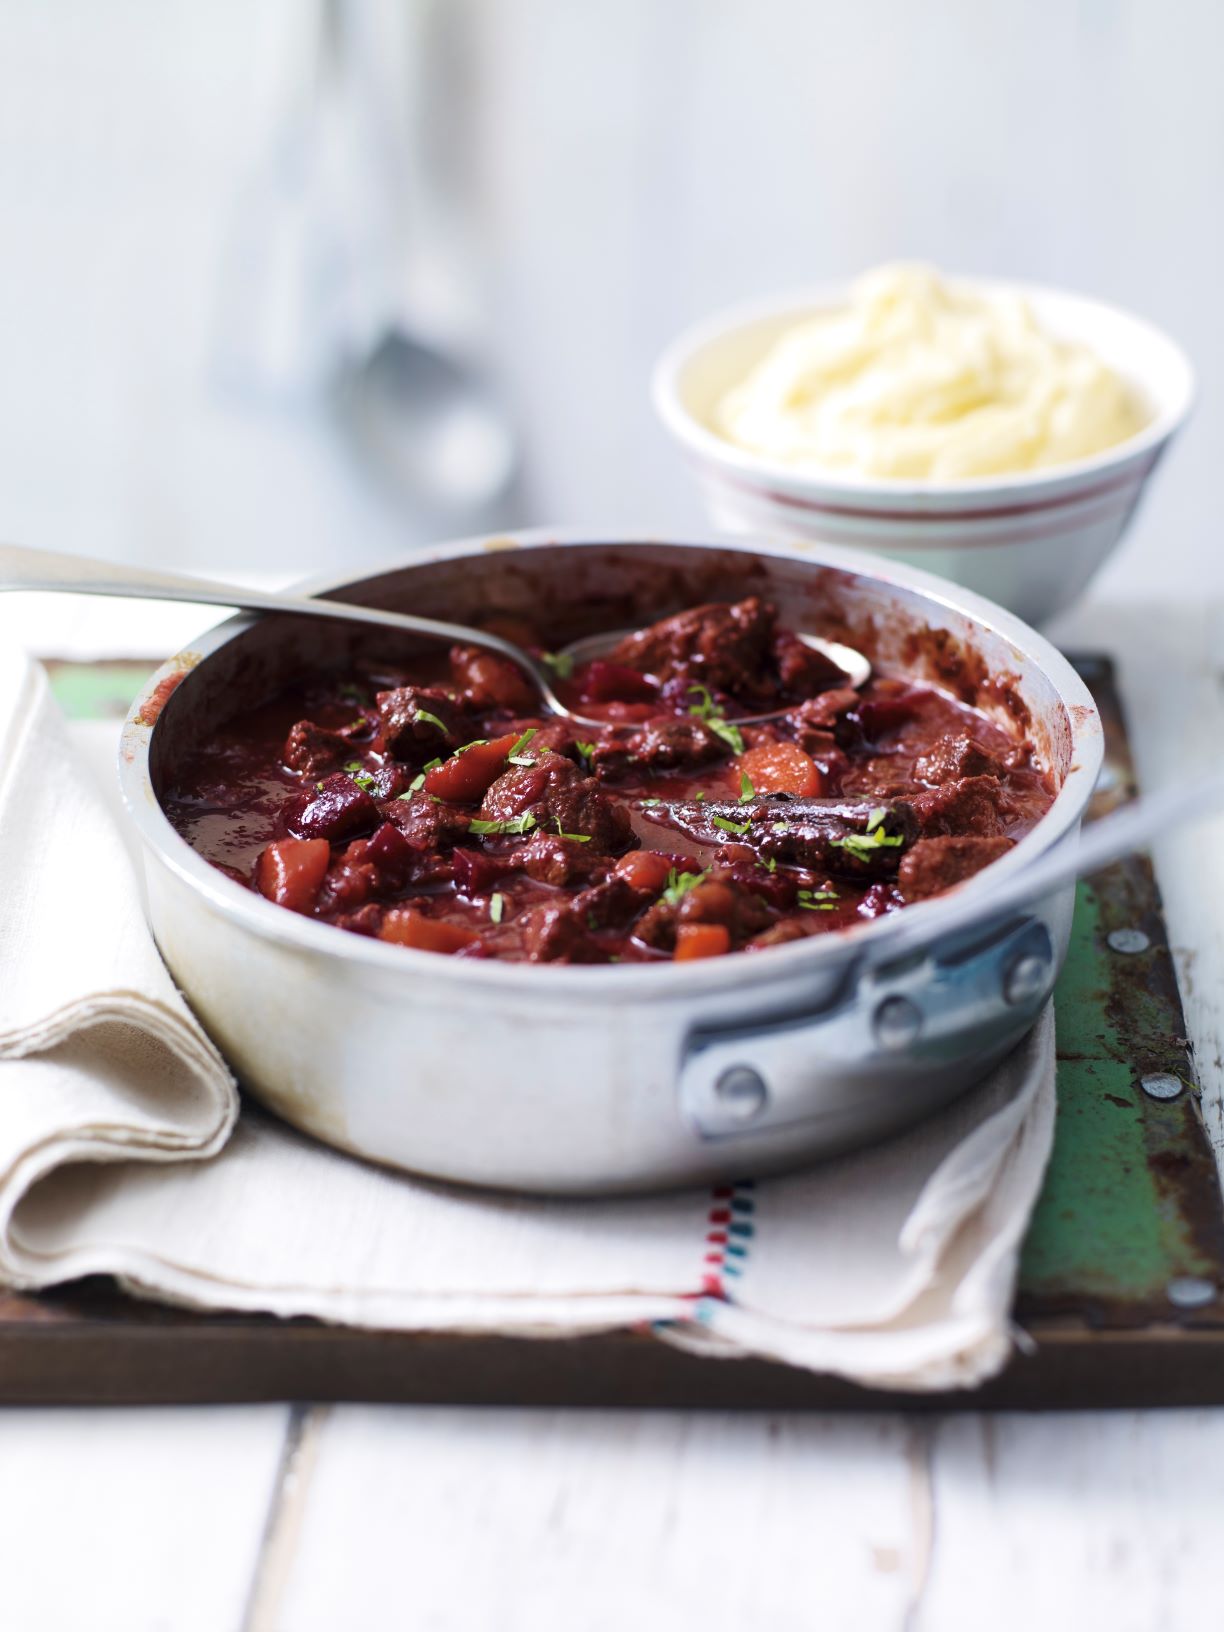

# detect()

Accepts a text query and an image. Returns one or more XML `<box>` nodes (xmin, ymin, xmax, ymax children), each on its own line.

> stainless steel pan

<box><xmin>118</xmin><ymin>533</ymin><xmax>1102</xmax><ymax>1193</ymax></box>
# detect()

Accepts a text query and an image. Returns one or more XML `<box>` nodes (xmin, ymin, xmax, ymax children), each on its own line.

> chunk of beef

<box><xmin>592</xmin><ymin>717</ymin><xmax>730</xmax><ymax>781</ymax></box>
<box><xmin>635</xmin><ymin>875</ymin><xmax>772</xmax><ymax>953</ymax></box>
<box><xmin>517</xmin><ymin>833</ymin><xmax>606</xmax><ymax>888</ymax></box>
<box><xmin>375</xmin><ymin>686</ymin><xmax>477</xmax><ymax>761</ymax></box>
<box><xmin>479</xmin><ymin>749</ymin><xmax>632</xmax><ymax>854</ymax></box>
<box><xmin>282</xmin><ymin>719</ymin><xmax>363</xmax><ymax>778</ymax></box>
<box><xmin>287</xmin><ymin>772</ymin><xmax>379</xmax><ymax>842</ymax></box>
<box><xmin>380</xmin><ymin>791</ymin><xmax>471</xmax><ymax>853</ymax></box>
<box><xmin>501</xmin><ymin>716</ymin><xmax>583</xmax><ymax>760</ymax></box>
<box><xmin>331</xmin><ymin>903</ymin><xmax>385</xmax><ymax>938</ymax></box>
<box><xmin>608</xmin><ymin>596</ymin><xmax>776</xmax><ymax>700</ymax></box>
<box><xmin>521</xmin><ymin>902</ymin><xmax>603</xmax><ymax>963</ymax></box>
<box><xmin>786</xmin><ymin>689</ymin><xmax>861</xmax><ymax>745</ymax></box>
<box><xmin>773</xmin><ymin>631</ymin><xmax>849</xmax><ymax>694</ymax></box>
<box><xmin>316</xmin><ymin>822</ymin><xmax>418</xmax><ymax>914</ymax></box>
<box><xmin>913</xmin><ymin>734</ymin><xmax>1004</xmax><ymax>787</ymax></box>
<box><xmin>745</xmin><ymin>919</ymin><xmax>812</xmax><ymax>952</ymax></box>
<box><xmin>898</xmin><ymin>835</ymin><xmax>1014</xmax><ymax>901</ymax></box>
<box><xmin>449</xmin><ymin>644</ymin><xmax>535</xmax><ymax>711</ymax></box>
<box><xmin>908</xmin><ymin>775</ymin><xmax>1011</xmax><ymax>839</ymax></box>
<box><xmin>572</xmin><ymin>874</ymin><xmax>654</xmax><ymax>932</ymax></box>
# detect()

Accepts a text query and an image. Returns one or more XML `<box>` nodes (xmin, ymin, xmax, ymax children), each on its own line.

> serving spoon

<box><xmin>0</xmin><ymin>543</ymin><xmax>871</xmax><ymax>728</ymax></box>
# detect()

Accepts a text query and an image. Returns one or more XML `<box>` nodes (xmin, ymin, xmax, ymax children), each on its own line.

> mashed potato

<box><xmin>714</xmin><ymin>265</ymin><xmax>1147</xmax><ymax>480</ymax></box>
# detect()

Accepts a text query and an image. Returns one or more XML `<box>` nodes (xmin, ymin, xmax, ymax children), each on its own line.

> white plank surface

<box><xmin>261</xmin><ymin>1408</ymin><xmax>926</xmax><ymax>1632</ymax></box>
<box><xmin>0</xmin><ymin>1406</ymin><xmax>289</xmax><ymax>1632</ymax></box>
<box><xmin>919</xmin><ymin>1412</ymin><xmax>1224</xmax><ymax>1632</ymax></box>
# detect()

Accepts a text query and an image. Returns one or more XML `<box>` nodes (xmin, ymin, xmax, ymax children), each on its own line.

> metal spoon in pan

<box><xmin>0</xmin><ymin>543</ymin><xmax>871</xmax><ymax>727</ymax></box>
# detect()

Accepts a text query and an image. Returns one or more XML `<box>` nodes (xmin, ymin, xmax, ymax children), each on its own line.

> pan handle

<box><xmin>678</xmin><ymin>912</ymin><xmax>1057</xmax><ymax>1140</ymax></box>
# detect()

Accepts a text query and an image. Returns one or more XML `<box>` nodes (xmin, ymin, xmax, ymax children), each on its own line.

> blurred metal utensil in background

<box><xmin>213</xmin><ymin>0</ymin><xmax>517</xmax><ymax>523</ymax></box>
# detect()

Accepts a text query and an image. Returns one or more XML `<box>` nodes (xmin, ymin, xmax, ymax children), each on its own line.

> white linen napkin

<box><xmin>0</xmin><ymin>651</ymin><xmax>1056</xmax><ymax>1391</ymax></box>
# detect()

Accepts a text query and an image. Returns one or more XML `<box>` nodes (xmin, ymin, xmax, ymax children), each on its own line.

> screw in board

<box><xmin>1108</xmin><ymin>927</ymin><xmax>1150</xmax><ymax>955</ymax></box>
<box><xmin>1167</xmin><ymin>1277</ymin><xmax>1217</xmax><ymax>1310</ymax></box>
<box><xmin>1140</xmin><ymin>1072</ymin><xmax>1183</xmax><ymax>1101</ymax></box>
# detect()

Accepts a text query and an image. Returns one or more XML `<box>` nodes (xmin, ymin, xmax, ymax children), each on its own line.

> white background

<box><xmin>0</xmin><ymin>0</ymin><xmax>1217</xmax><ymax>597</ymax></box>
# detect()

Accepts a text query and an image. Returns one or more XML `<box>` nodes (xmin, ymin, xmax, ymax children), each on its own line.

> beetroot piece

<box><xmin>451</xmin><ymin>846</ymin><xmax>515</xmax><ymax>896</ymax></box>
<box><xmin>287</xmin><ymin>773</ymin><xmax>379</xmax><ymax>842</ymax></box>
<box><xmin>575</xmin><ymin>660</ymin><xmax>658</xmax><ymax>704</ymax></box>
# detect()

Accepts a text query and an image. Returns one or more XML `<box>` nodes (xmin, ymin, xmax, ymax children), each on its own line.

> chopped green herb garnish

<box><xmin>414</xmin><ymin>708</ymin><xmax>449</xmax><ymax>734</ymax></box>
<box><xmin>687</xmin><ymin>684</ymin><xmax>745</xmax><ymax>754</ymax></box>
<box><xmin>575</xmin><ymin>740</ymin><xmax>597</xmax><ymax>771</ymax></box>
<box><xmin>541</xmin><ymin>651</ymin><xmax>574</xmax><ymax>680</ymax></box>
<box><xmin>772</xmin><ymin>821</ymin><xmax>789</xmax><ymax>833</ymax></box>
<box><xmin>759</xmin><ymin>855</ymin><xmax>778</xmax><ymax>874</ymax></box>
<box><xmin>469</xmin><ymin>813</ymin><xmax>538</xmax><ymax>837</ymax></box>
<box><xmin>712</xmin><ymin>814</ymin><xmax>752</xmax><ymax>836</ymax></box>
<box><xmin>343</xmin><ymin>761</ymin><xmax>378</xmax><ymax>792</ymax></box>
<box><xmin>831</xmin><ymin>827</ymin><xmax>905</xmax><ymax>861</ymax></box>
<box><xmin>455</xmin><ymin>737</ymin><xmax>491</xmax><ymax>754</ymax></box>
<box><xmin>798</xmin><ymin>887</ymin><xmax>839</xmax><ymax>911</ymax></box>
<box><xmin>345</xmin><ymin>718</ymin><xmax>368</xmax><ymax>733</ymax></box>
<box><xmin>687</xmin><ymin>683</ymin><xmax>718</xmax><ymax>720</ymax></box>
<box><xmin>662</xmin><ymin>868</ymin><xmax>708</xmax><ymax>907</ymax></box>
<box><xmin>337</xmin><ymin>682</ymin><xmax>365</xmax><ymax>703</ymax></box>
<box><xmin>709</xmin><ymin>718</ymin><xmax>746</xmax><ymax>755</ymax></box>
<box><xmin>866</xmin><ymin>807</ymin><xmax>888</xmax><ymax>835</ymax></box>
<box><xmin>640</xmin><ymin>796</ymin><xmax>663</xmax><ymax>808</ymax></box>
<box><xmin>695</xmin><ymin>791</ymin><xmax>707</xmax><ymax>802</ymax></box>
<box><xmin>507</xmin><ymin>727</ymin><xmax>538</xmax><ymax>766</ymax></box>
<box><xmin>554</xmin><ymin>817</ymin><xmax>592</xmax><ymax>843</ymax></box>
<box><xmin>739</xmin><ymin>771</ymin><xmax>755</xmax><ymax>802</ymax></box>
<box><xmin>489</xmin><ymin>893</ymin><xmax>505</xmax><ymax>925</ymax></box>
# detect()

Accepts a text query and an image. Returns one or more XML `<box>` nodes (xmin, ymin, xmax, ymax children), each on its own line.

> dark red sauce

<box><xmin>162</xmin><ymin>596</ymin><xmax>1054</xmax><ymax>964</ymax></box>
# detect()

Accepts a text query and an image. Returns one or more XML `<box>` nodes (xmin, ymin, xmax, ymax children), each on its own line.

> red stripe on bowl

<box><xmin>703</xmin><ymin>456</ymin><xmax>1154</xmax><ymax>525</ymax></box>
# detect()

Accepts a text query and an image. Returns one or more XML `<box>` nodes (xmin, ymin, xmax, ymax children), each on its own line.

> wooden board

<box><xmin>2</xmin><ymin>654</ymin><xmax>1220</xmax><ymax>1409</ymax></box>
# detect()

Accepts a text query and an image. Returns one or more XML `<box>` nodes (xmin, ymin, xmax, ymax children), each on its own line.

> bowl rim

<box><xmin>118</xmin><ymin>530</ymin><xmax>1103</xmax><ymax>999</ymax></box>
<box><xmin>652</xmin><ymin>275</ymin><xmax>1196</xmax><ymax>503</ymax></box>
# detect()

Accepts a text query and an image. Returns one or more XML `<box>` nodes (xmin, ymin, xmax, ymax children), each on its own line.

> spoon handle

<box><xmin>0</xmin><ymin>542</ymin><xmax>567</xmax><ymax>713</ymax></box>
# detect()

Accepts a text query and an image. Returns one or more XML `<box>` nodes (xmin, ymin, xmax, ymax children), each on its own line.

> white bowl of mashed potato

<box><xmin>653</xmin><ymin>266</ymin><xmax>1193</xmax><ymax>622</ymax></box>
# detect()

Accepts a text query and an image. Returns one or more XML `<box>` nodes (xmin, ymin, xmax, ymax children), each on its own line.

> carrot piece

<box><xmin>423</xmin><ymin>732</ymin><xmax>521</xmax><ymax>804</ymax></box>
<box><xmin>613</xmin><ymin>850</ymin><xmax>674</xmax><ymax>893</ymax></box>
<box><xmin>738</xmin><ymin>740</ymin><xmax>823</xmax><ymax>798</ymax></box>
<box><xmin>379</xmin><ymin>908</ymin><xmax>481</xmax><ymax>954</ymax></box>
<box><xmin>255</xmin><ymin>838</ymin><xmax>331</xmax><ymax>914</ymax></box>
<box><xmin>674</xmin><ymin>922</ymin><xmax>731</xmax><ymax>961</ymax></box>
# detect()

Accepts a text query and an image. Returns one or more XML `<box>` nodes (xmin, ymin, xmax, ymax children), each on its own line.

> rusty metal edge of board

<box><xmin>2</xmin><ymin>1315</ymin><xmax>1224</xmax><ymax>1412</ymax></box>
